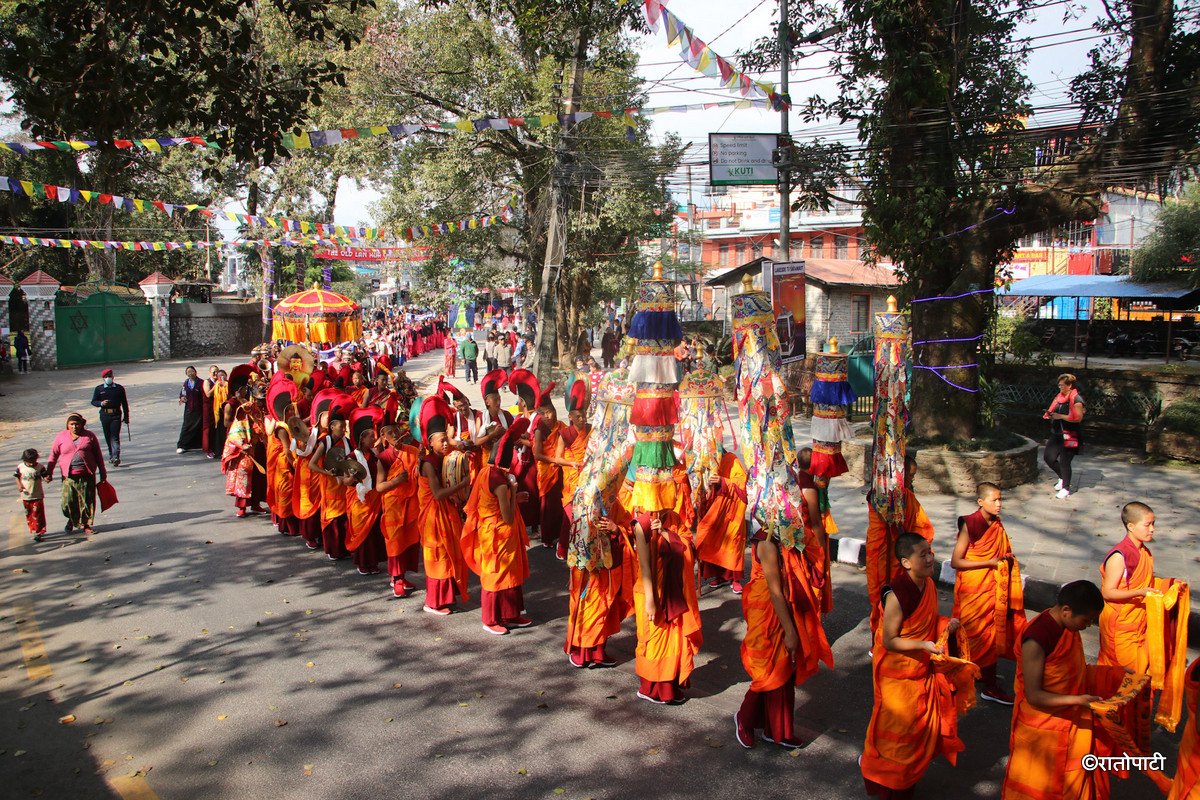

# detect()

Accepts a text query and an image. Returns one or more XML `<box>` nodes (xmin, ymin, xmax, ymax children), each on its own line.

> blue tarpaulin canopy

<box><xmin>999</xmin><ymin>274</ymin><xmax>1200</xmax><ymax>302</ymax></box>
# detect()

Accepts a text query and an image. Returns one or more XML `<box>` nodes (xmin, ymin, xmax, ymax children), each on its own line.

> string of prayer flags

<box><xmin>0</xmin><ymin>136</ymin><xmax>219</xmax><ymax>155</ymax></box>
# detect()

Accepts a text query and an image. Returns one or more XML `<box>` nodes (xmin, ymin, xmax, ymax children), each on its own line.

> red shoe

<box><xmin>731</xmin><ymin>580</ymin><xmax>744</xmax><ymax>595</ymax></box>
<box><xmin>567</xmin><ymin>651</ymin><xmax>587</xmax><ymax>669</ymax></box>
<box><xmin>422</xmin><ymin>605</ymin><xmax>452</xmax><ymax>616</ymax></box>
<box><xmin>555</xmin><ymin>544</ymin><xmax>567</xmax><ymax>561</ymax></box>
<box><xmin>392</xmin><ymin>579</ymin><xmax>414</xmax><ymax>598</ymax></box>
<box><xmin>482</xmin><ymin>623</ymin><xmax>509</xmax><ymax>636</ymax></box>
<box><xmin>980</xmin><ymin>685</ymin><xmax>1015</xmax><ymax>706</ymax></box>
<box><xmin>249</xmin><ymin>505</ymin><xmax>268</xmax><ymax>514</ymax></box>
<box><xmin>507</xmin><ymin>616</ymin><xmax>533</xmax><ymax>628</ymax></box>
<box><xmin>236</xmin><ymin>509</ymin><xmax>247</xmax><ymax>518</ymax></box>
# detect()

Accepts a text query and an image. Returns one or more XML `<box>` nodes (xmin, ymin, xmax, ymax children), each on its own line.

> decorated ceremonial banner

<box><xmin>869</xmin><ymin>297</ymin><xmax>910</xmax><ymax>528</ymax></box>
<box><xmin>678</xmin><ymin>369</ymin><xmax>729</xmax><ymax>524</ymax></box>
<box><xmin>810</xmin><ymin>342</ymin><xmax>855</xmax><ymax>480</ymax></box>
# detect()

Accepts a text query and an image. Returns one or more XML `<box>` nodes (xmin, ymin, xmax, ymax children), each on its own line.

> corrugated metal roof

<box><xmin>999</xmin><ymin>274</ymin><xmax>1199</xmax><ymax>299</ymax></box>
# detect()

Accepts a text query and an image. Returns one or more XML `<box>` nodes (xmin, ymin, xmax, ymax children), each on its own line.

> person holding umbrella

<box><xmin>90</xmin><ymin>368</ymin><xmax>129</xmax><ymax>466</ymax></box>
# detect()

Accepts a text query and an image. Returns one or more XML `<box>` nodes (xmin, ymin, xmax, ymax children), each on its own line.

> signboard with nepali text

<box><xmin>709</xmin><ymin>133</ymin><xmax>778</xmax><ymax>186</ymax></box>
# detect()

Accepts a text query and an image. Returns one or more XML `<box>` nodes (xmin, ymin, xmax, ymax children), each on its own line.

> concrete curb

<box><xmin>827</xmin><ymin>533</ymin><xmax>1200</xmax><ymax>642</ymax></box>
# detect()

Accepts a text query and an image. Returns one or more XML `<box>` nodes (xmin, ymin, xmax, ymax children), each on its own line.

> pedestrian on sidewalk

<box><xmin>13</xmin><ymin>448</ymin><xmax>47</xmax><ymax>541</ymax></box>
<box><xmin>14</xmin><ymin>330</ymin><xmax>31</xmax><ymax>373</ymax></box>
<box><xmin>177</xmin><ymin>366</ymin><xmax>205</xmax><ymax>453</ymax></box>
<box><xmin>483</xmin><ymin>333</ymin><xmax>497</xmax><ymax>374</ymax></box>
<box><xmin>44</xmin><ymin>413</ymin><xmax>107</xmax><ymax>535</ymax></box>
<box><xmin>460</xmin><ymin>334</ymin><xmax>479</xmax><ymax>383</ymax></box>
<box><xmin>90</xmin><ymin>368</ymin><xmax>129</xmax><ymax>466</ymax></box>
<box><xmin>1042</xmin><ymin>373</ymin><xmax>1085</xmax><ymax>499</ymax></box>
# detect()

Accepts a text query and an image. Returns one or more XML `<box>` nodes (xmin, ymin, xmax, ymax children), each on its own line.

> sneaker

<box><xmin>206</xmin><ymin>453</ymin><xmax>215</xmax><ymax>460</ymax></box>
<box><xmin>176</xmin><ymin>448</ymin><xmax>184</xmax><ymax>454</ymax></box>
<box><xmin>761</xmin><ymin>733</ymin><xmax>803</xmax><ymax>749</ymax></box>
<box><xmin>1054</xmin><ymin>479</ymin><xmax>1063</xmax><ymax>491</ymax></box>
<box><xmin>567</xmin><ymin>651</ymin><xmax>588</xmax><ymax>669</ymax></box>
<box><xmin>731</xmin><ymin>580</ymin><xmax>744</xmax><ymax>595</ymax></box>
<box><xmin>707</xmin><ymin>577</ymin><xmax>726</xmax><ymax>588</ymax></box>
<box><xmin>507</xmin><ymin>616</ymin><xmax>533</xmax><ymax>628</ymax></box>
<box><xmin>555</xmin><ymin>544</ymin><xmax>567</xmax><ymax>561</ymax></box>
<box><xmin>1055</xmin><ymin>488</ymin><xmax>1070</xmax><ymax>500</ymax></box>
<box><xmin>980</xmin><ymin>686</ymin><xmax>1015</xmax><ymax>706</ymax></box>
<box><xmin>236</xmin><ymin>509</ymin><xmax>247</xmax><ymax>518</ymax></box>
<box><xmin>392</xmin><ymin>580</ymin><xmax>413</xmax><ymax>598</ymax></box>
<box><xmin>113</xmin><ymin>458</ymin><xmax>120</xmax><ymax>467</ymax></box>
<box><xmin>305</xmin><ymin>542</ymin><xmax>320</xmax><ymax>550</ymax></box>
<box><xmin>482</xmin><ymin>623</ymin><xmax>509</xmax><ymax>636</ymax></box>
<box><xmin>64</xmin><ymin>522</ymin><xmax>73</xmax><ymax>533</ymax></box>
<box><xmin>33</xmin><ymin>533</ymin><xmax>44</xmax><ymax>543</ymax></box>
<box><xmin>636</xmin><ymin>691</ymin><xmax>666</xmax><ymax>705</ymax></box>
<box><xmin>423</xmin><ymin>605</ymin><xmax>451</xmax><ymax>616</ymax></box>
<box><xmin>734</xmin><ymin>712</ymin><xmax>754</xmax><ymax>748</ymax></box>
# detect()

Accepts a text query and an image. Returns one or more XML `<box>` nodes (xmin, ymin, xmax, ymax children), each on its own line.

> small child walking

<box><xmin>14</xmin><ymin>448</ymin><xmax>47</xmax><ymax>541</ymax></box>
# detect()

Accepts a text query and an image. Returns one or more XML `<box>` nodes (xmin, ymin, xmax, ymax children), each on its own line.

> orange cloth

<box><xmin>418</xmin><ymin>457</ymin><xmax>468</xmax><ymax>601</ymax></box>
<box><xmin>1169</xmin><ymin>659</ymin><xmax>1200</xmax><ymax>800</ymax></box>
<box><xmin>866</xmin><ymin>489</ymin><xmax>936</xmax><ymax>634</ymax></box>
<box><xmin>349</xmin><ymin>387</ymin><xmax>367</xmax><ymax>406</ymax></box>
<box><xmin>695</xmin><ymin>452</ymin><xmax>748</xmax><ymax>573</ymax></box>
<box><xmin>460</xmin><ymin>466</ymin><xmax>530</xmax><ymax>592</ymax></box>
<box><xmin>861</xmin><ymin>575</ymin><xmax>976</xmax><ymax>794</ymax></box>
<box><xmin>631</xmin><ymin>511</ymin><xmax>703</xmax><ymax>685</ymax></box>
<box><xmin>740</xmin><ymin>541</ymin><xmax>833</xmax><ymax>692</ymax></box>
<box><xmin>566</xmin><ymin>480</ymin><xmax>633</xmax><ymax>654</ymax></box>
<box><xmin>266</xmin><ymin>428</ymin><xmax>294</xmax><ymax>520</ymax></box>
<box><xmin>345</xmin><ymin>485</ymin><xmax>382</xmax><ymax>551</ymax></box>
<box><xmin>559</xmin><ymin>426</ymin><xmax>591</xmax><ymax>503</ymax></box>
<box><xmin>952</xmin><ymin>518</ymin><xmax>1027</xmax><ymax>668</ymax></box>
<box><xmin>536</xmin><ymin>421</ymin><xmax>564</xmax><ymax>498</ymax></box>
<box><xmin>671</xmin><ymin>463</ymin><xmax>694</xmax><ymax>534</ymax></box>
<box><xmin>379</xmin><ymin>445</ymin><xmax>420</xmax><ymax>558</ymax></box>
<box><xmin>1099</xmin><ymin>540</ymin><xmax>1190</xmax><ymax>731</ymax></box>
<box><xmin>317</xmin><ymin>436</ymin><xmax>350</xmax><ymax>525</ymax></box>
<box><xmin>293</xmin><ymin>445</ymin><xmax>321</xmax><ymax>520</ymax></box>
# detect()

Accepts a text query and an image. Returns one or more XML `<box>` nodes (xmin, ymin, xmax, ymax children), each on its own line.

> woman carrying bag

<box><xmin>1042</xmin><ymin>373</ymin><xmax>1085</xmax><ymax>500</ymax></box>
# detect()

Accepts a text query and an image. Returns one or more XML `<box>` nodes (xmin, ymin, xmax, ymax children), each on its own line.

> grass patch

<box><xmin>910</xmin><ymin>428</ymin><xmax>1028</xmax><ymax>453</ymax></box>
<box><xmin>1159</xmin><ymin>397</ymin><xmax>1200</xmax><ymax>435</ymax></box>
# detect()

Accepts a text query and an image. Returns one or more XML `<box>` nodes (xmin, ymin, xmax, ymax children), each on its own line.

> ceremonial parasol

<box><xmin>272</xmin><ymin>284</ymin><xmax>362</xmax><ymax>344</ymax></box>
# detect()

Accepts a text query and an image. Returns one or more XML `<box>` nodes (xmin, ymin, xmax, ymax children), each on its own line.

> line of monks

<box><xmin>208</xmin><ymin>352</ymin><xmax>1196</xmax><ymax>800</ymax></box>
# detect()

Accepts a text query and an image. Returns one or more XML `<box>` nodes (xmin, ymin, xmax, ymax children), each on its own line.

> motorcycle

<box><xmin>1172</xmin><ymin>336</ymin><xmax>1197</xmax><ymax>361</ymax></box>
<box><xmin>1105</xmin><ymin>329</ymin><xmax>1133</xmax><ymax>357</ymax></box>
<box><xmin>1132</xmin><ymin>332</ymin><xmax>1162</xmax><ymax>358</ymax></box>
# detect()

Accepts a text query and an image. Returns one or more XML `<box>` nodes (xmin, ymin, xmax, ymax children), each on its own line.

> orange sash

<box><xmin>695</xmin><ymin>452</ymin><xmax>748</xmax><ymax>573</ymax></box>
<box><xmin>345</xmin><ymin>486</ymin><xmax>382</xmax><ymax>551</ymax></box>
<box><xmin>417</xmin><ymin>462</ymin><xmax>468</xmax><ymax>600</ymax></box>
<box><xmin>379</xmin><ymin>446</ymin><xmax>419</xmax><ymax>558</ymax></box>
<box><xmin>460</xmin><ymin>466</ymin><xmax>530</xmax><ymax>592</ymax></box>
<box><xmin>952</xmin><ymin>518</ymin><xmax>1027</xmax><ymax>668</ymax></box>
<box><xmin>559</xmin><ymin>427</ymin><xmax>591</xmax><ymax>503</ymax></box>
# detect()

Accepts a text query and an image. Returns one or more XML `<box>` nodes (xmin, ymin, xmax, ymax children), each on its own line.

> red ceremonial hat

<box><xmin>536</xmin><ymin>380</ymin><xmax>557</xmax><ymax>410</ymax></box>
<box><xmin>101</xmin><ymin>368</ymin><xmax>114</xmax><ymax>378</ymax></box>
<box><xmin>565</xmin><ymin>374</ymin><xmax>588</xmax><ymax>413</ymax></box>
<box><xmin>310</xmin><ymin>387</ymin><xmax>347</xmax><ymax>425</ymax></box>
<box><xmin>267</xmin><ymin>379</ymin><xmax>298</xmax><ymax>421</ymax></box>
<box><xmin>437</xmin><ymin>375</ymin><xmax>467</xmax><ymax>404</ymax></box>
<box><xmin>418</xmin><ymin>395</ymin><xmax>454</xmax><ymax>446</ymax></box>
<box><xmin>507</xmin><ymin>368</ymin><xmax>540</xmax><ymax>409</ymax></box>
<box><xmin>227</xmin><ymin>363</ymin><xmax>259</xmax><ymax>398</ymax></box>
<box><xmin>349</xmin><ymin>406</ymin><xmax>384</xmax><ymax>448</ymax></box>
<box><xmin>309</xmin><ymin>369</ymin><xmax>328</xmax><ymax>394</ymax></box>
<box><xmin>492</xmin><ymin>416</ymin><xmax>531</xmax><ymax>470</ymax></box>
<box><xmin>480</xmin><ymin>368</ymin><xmax>508</xmax><ymax>399</ymax></box>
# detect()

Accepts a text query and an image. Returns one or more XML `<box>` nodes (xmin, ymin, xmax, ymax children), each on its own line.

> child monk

<box><xmin>532</xmin><ymin>386</ymin><xmax>566</xmax><ymax>553</ymax></box>
<box><xmin>1170</xmin><ymin>658</ymin><xmax>1200</xmax><ymax>800</ymax></box>
<box><xmin>865</xmin><ymin>452</ymin><xmax>937</xmax><ymax>636</ymax></box>
<box><xmin>375</xmin><ymin>422</ymin><xmax>421</xmax><ymax>598</ymax></box>
<box><xmin>734</xmin><ymin>516</ymin><xmax>834</xmax><ymax>749</ymax></box>
<box><xmin>796</xmin><ymin>447</ymin><xmax>832</xmax><ymax>614</ymax></box>
<box><xmin>951</xmin><ymin>482</ymin><xmax>1026</xmax><ymax>705</ymax></box>
<box><xmin>696</xmin><ymin>443</ymin><xmax>749</xmax><ymax>594</ymax></box>
<box><xmin>861</xmin><ymin>532</ymin><xmax>979</xmax><ymax>798</ymax></box>
<box><xmin>507</xmin><ymin>369</ymin><xmax>543</xmax><ymax>538</ymax></box>
<box><xmin>308</xmin><ymin>416</ymin><xmax>353</xmax><ymax>560</ymax></box>
<box><xmin>1099</xmin><ymin>501</ymin><xmax>1190</xmax><ymax>731</ymax></box>
<box><xmin>461</xmin><ymin>418</ymin><xmax>534</xmax><ymax>635</ymax></box>
<box><xmin>1001</xmin><ymin>580</ymin><xmax>1109</xmax><ymax>800</ymax></box>
<box><xmin>550</xmin><ymin>377</ymin><xmax>592</xmax><ymax>560</ymax></box>
<box><xmin>344</xmin><ymin>413</ymin><xmax>387</xmax><ymax>576</ymax></box>
<box><xmin>288</xmin><ymin>416</ymin><xmax>323</xmax><ymax>550</ymax></box>
<box><xmin>566</xmin><ymin>479</ymin><xmax>632</xmax><ymax>669</ymax></box>
<box><xmin>415</xmin><ymin>397</ymin><xmax>472</xmax><ymax>616</ymax></box>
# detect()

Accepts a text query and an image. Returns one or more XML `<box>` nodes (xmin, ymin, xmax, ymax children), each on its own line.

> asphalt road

<box><xmin>0</xmin><ymin>354</ymin><xmax>1185</xmax><ymax>800</ymax></box>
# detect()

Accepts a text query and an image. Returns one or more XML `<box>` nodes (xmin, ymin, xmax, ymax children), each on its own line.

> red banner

<box><xmin>312</xmin><ymin>246</ymin><xmax>413</xmax><ymax>261</ymax></box>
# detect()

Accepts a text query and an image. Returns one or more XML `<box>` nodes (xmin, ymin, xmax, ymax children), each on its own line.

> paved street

<box><xmin>0</xmin><ymin>353</ymin><xmax>1192</xmax><ymax>800</ymax></box>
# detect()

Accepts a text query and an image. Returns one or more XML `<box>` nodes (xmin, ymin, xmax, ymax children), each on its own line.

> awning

<box><xmin>999</xmin><ymin>274</ymin><xmax>1199</xmax><ymax>301</ymax></box>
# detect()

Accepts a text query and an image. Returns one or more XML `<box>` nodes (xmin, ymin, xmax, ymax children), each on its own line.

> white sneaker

<box><xmin>176</xmin><ymin>448</ymin><xmax>184</xmax><ymax>454</ymax></box>
<box><xmin>1054</xmin><ymin>479</ymin><xmax>1063</xmax><ymax>491</ymax></box>
<box><xmin>1055</xmin><ymin>488</ymin><xmax>1070</xmax><ymax>500</ymax></box>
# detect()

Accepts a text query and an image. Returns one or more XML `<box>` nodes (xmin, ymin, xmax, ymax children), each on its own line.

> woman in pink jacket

<box><xmin>44</xmin><ymin>413</ymin><xmax>107</xmax><ymax>535</ymax></box>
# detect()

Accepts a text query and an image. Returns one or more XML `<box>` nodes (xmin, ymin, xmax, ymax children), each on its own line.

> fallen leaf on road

<box><xmin>457</xmin><ymin>702</ymin><xmax>469</xmax><ymax>707</ymax></box>
<box><xmin>14</xmin><ymin>750</ymin><xmax>26</xmax><ymax>758</ymax></box>
<box><xmin>123</xmin><ymin>680</ymin><xmax>134</xmax><ymax>686</ymax></box>
<box><xmin>790</xmin><ymin>749</ymin><xmax>801</xmax><ymax>758</ymax></box>
<box><xmin>536</xmin><ymin>703</ymin><xmax>548</xmax><ymax>709</ymax></box>
<box><xmin>384</xmin><ymin>717</ymin><xmax>394</xmax><ymax>723</ymax></box>
<box><xmin>392</xmin><ymin>683</ymin><xmax>403</xmax><ymax>689</ymax></box>
<box><xmin>645</xmin><ymin>747</ymin><xmax>659</xmax><ymax>756</ymax></box>
<box><xmin>303</xmin><ymin>764</ymin><xmax>314</xmax><ymax>777</ymax></box>
<box><xmin>216</xmin><ymin>715</ymin><xmax>227</xmax><ymax>721</ymax></box>
<box><xmin>78</xmin><ymin>657</ymin><xmax>91</xmax><ymax>663</ymax></box>
<box><xmin>207</xmin><ymin>759</ymin><xmax>218</xmax><ymax>767</ymax></box>
<box><xmin>179</xmin><ymin>677</ymin><xmax>188</xmax><ymax>683</ymax></box>
<box><xmin>58</xmin><ymin>715</ymin><xmax>76</xmax><ymax>725</ymax></box>
<box><xmin>200</xmin><ymin>629</ymin><xmax>209</xmax><ymax>636</ymax></box>
<box><xmin>704</xmin><ymin>738</ymin><xmax>723</xmax><ymax>749</ymax></box>
<box><xmin>305</xmin><ymin>661</ymin><xmax>315</xmax><ymax>668</ymax></box>
<box><xmin>304</xmin><ymin>610</ymin><xmax>313</xmax><ymax>615</ymax></box>
<box><xmin>12</xmin><ymin>568</ymin><xmax>29</xmax><ymax>574</ymax></box>
<box><xmin>554</xmin><ymin>789</ymin><xmax>565</xmax><ymax>796</ymax></box>
<box><xmin>204</xmin><ymin>540</ymin><xmax>213</xmax><ymax>545</ymax></box>
<box><xmin>274</xmin><ymin>720</ymin><xmax>287</xmax><ymax>727</ymax></box>
<box><xmin>516</xmin><ymin>768</ymin><xmax>527</xmax><ymax>775</ymax></box>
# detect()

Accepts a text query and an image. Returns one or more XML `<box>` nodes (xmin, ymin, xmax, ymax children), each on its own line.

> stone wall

<box><xmin>169</xmin><ymin>302</ymin><xmax>261</xmax><ymax>360</ymax></box>
<box><xmin>806</xmin><ymin>283</ymin><xmax>893</xmax><ymax>352</ymax></box>
<box><xmin>843</xmin><ymin>430</ymin><xmax>1041</xmax><ymax>496</ymax></box>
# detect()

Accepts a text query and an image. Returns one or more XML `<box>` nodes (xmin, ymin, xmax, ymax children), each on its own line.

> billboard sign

<box><xmin>769</xmin><ymin>260</ymin><xmax>806</xmax><ymax>364</ymax></box>
<box><xmin>709</xmin><ymin>133</ymin><xmax>778</xmax><ymax>186</ymax></box>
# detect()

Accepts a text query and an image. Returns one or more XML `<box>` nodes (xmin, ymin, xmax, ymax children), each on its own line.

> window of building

<box><xmin>752</xmin><ymin>241</ymin><xmax>763</xmax><ymax>258</ymax></box>
<box><xmin>850</xmin><ymin>293</ymin><xmax>871</xmax><ymax>333</ymax></box>
<box><xmin>719</xmin><ymin>243</ymin><xmax>729</xmax><ymax>267</ymax></box>
<box><xmin>735</xmin><ymin>243</ymin><xmax>745</xmax><ymax>263</ymax></box>
<box><xmin>810</xmin><ymin>235</ymin><xmax>824</xmax><ymax>257</ymax></box>
<box><xmin>835</xmin><ymin>234</ymin><xmax>849</xmax><ymax>259</ymax></box>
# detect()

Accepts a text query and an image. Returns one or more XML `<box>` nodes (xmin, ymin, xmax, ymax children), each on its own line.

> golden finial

<box><xmin>828</xmin><ymin>336</ymin><xmax>839</xmax><ymax>354</ymax></box>
<box><xmin>652</xmin><ymin>260</ymin><xmax>665</xmax><ymax>280</ymax></box>
<box><xmin>886</xmin><ymin>295</ymin><xmax>898</xmax><ymax>313</ymax></box>
<box><xmin>740</xmin><ymin>273</ymin><xmax>754</xmax><ymax>292</ymax></box>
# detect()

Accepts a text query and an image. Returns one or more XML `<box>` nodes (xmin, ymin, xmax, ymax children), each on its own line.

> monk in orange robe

<box><xmin>508</xmin><ymin>369</ymin><xmax>543</xmax><ymax>535</ymax></box>
<box><xmin>1099</xmin><ymin>501</ymin><xmax>1190</xmax><ymax>731</ymax></box>
<box><xmin>734</xmin><ymin>516</ymin><xmax>834</xmax><ymax>749</ymax></box>
<box><xmin>866</xmin><ymin>452</ymin><xmax>937</xmax><ymax>636</ymax></box>
<box><xmin>696</xmin><ymin>448</ymin><xmax>748</xmax><ymax>593</ymax></box>
<box><xmin>1170</xmin><ymin>658</ymin><xmax>1200</xmax><ymax>800</ymax></box>
<box><xmin>344</xmin><ymin>427</ymin><xmax>387</xmax><ymax>576</ymax></box>
<box><xmin>415</xmin><ymin>397</ymin><xmax>472</xmax><ymax>615</ymax></box>
<box><xmin>1002</xmin><ymin>580</ymin><xmax>1115</xmax><ymax>800</ymax></box>
<box><xmin>375</xmin><ymin>424</ymin><xmax>421</xmax><ymax>598</ymax></box>
<box><xmin>797</xmin><ymin>447</ymin><xmax>832</xmax><ymax>614</ymax></box>
<box><xmin>461</xmin><ymin>418</ymin><xmax>533</xmax><ymax>635</ymax></box>
<box><xmin>289</xmin><ymin>416</ymin><xmax>323</xmax><ymax>550</ymax></box>
<box><xmin>861</xmin><ymin>533</ymin><xmax>980</xmax><ymax>798</ymax></box>
<box><xmin>533</xmin><ymin>390</ymin><xmax>566</xmax><ymax>552</ymax></box>
<box><xmin>952</xmin><ymin>482</ymin><xmax>1027</xmax><ymax>706</ymax></box>
<box><xmin>475</xmin><ymin>369</ymin><xmax>513</xmax><ymax>466</ymax></box>
<box><xmin>266</xmin><ymin>416</ymin><xmax>296</xmax><ymax>536</ymax></box>
<box><xmin>566</xmin><ymin>480</ymin><xmax>633</xmax><ymax>669</ymax></box>
<box><xmin>308</xmin><ymin>417</ymin><xmax>353</xmax><ymax>560</ymax></box>
<box><xmin>551</xmin><ymin>376</ymin><xmax>592</xmax><ymax>560</ymax></box>
<box><xmin>630</xmin><ymin>491</ymin><xmax>703</xmax><ymax>705</ymax></box>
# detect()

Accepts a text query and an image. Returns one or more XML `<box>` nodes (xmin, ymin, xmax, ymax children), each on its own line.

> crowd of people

<box><xmin>10</xmin><ymin>301</ymin><xmax>1196</xmax><ymax>800</ymax></box>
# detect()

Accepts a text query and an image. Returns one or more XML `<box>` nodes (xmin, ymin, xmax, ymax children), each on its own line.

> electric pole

<box><xmin>777</xmin><ymin>0</ymin><xmax>791</xmax><ymax>266</ymax></box>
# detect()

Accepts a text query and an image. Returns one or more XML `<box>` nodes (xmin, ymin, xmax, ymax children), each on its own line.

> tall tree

<box><xmin>745</xmin><ymin>0</ymin><xmax>1200</xmax><ymax>439</ymax></box>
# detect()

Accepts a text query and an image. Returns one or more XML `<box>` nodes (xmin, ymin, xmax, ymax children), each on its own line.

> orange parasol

<box><xmin>272</xmin><ymin>284</ymin><xmax>363</xmax><ymax>344</ymax></box>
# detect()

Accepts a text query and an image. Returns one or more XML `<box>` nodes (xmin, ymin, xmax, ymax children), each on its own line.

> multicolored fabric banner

<box><xmin>0</xmin><ymin>136</ymin><xmax>219</xmax><ymax>155</ymax></box>
<box><xmin>643</xmin><ymin>0</ymin><xmax>789</xmax><ymax>111</ymax></box>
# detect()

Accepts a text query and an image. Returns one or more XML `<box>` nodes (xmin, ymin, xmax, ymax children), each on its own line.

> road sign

<box><xmin>709</xmin><ymin>133</ymin><xmax>779</xmax><ymax>186</ymax></box>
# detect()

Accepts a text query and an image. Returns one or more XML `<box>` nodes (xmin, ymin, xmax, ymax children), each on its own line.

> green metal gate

<box><xmin>55</xmin><ymin>290</ymin><xmax>152</xmax><ymax>367</ymax></box>
<box><xmin>847</xmin><ymin>335</ymin><xmax>875</xmax><ymax>419</ymax></box>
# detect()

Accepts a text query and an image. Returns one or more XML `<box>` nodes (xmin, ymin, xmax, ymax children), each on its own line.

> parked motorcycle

<box><xmin>1105</xmin><ymin>329</ymin><xmax>1134</xmax><ymax>357</ymax></box>
<box><xmin>1172</xmin><ymin>336</ymin><xmax>1197</xmax><ymax>361</ymax></box>
<box><xmin>1132</xmin><ymin>332</ymin><xmax>1162</xmax><ymax>358</ymax></box>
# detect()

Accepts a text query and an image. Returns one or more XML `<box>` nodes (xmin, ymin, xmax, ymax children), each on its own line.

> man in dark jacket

<box><xmin>91</xmin><ymin>368</ymin><xmax>130</xmax><ymax>466</ymax></box>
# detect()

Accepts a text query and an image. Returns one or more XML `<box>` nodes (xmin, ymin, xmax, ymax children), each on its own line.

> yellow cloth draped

<box><xmin>417</xmin><ymin>459</ymin><xmax>468</xmax><ymax>600</ymax></box>
<box><xmin>559</xmin><ymin>427</ymin><xmax>591</xmax><ymax>502</ymax></box>
<box><xmin>952</xmin><ymin>519</ymin><xmax>1027</xmax><ymax>668</ymax></box>
<box><xmin>695</xmin><ymin>452</ymin><xmax>748</xmax><ymax>573</ymax></box>
<box><xmin>272</xmin><ymin>316</ymin><xmax>362</xmax><ymax>344</ymax></box>
<box><xmin>536</xmin><ymin>421</ymin><xmax>564</xmax><ymax>498</ymax></box>
<box><xmin>212</xmin><ymin>382</ymin><xmax>228</xmax><ymax>426</ymax></box>
<box><xmin>460</xmin><ymin>466</ymin><xmax>529</xmax><ymax>592</ymax></box>
<box><xmin>866</xmin><ymin>489</ymin><xmax>936</xmax><ymax>635</ymax></box>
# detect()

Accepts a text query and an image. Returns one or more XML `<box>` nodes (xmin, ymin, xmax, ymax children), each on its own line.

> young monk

<box><xmin>630</xmin><ymin>494</ymin><xmax>703</xmax><ymax>705</ymax></box>
<box><xmin>375</xmin><ymin>423</ymin><xmax>421</xmax><ymax>598</ymax></box>
<box><xmin>951</xmin><ymin>482</ymin><xmax>1026</xmax><ymax>705</ymax></box>
<box><xmin>696</xmin><ymin>443</ymin><xmax>749</xmax><ymax>594</ymax></box>
<box><xmin>475</xmin><ymin>369</ymin><xmax>513</xmax><ymax>464</ymax></box>
<box><xmin>507</xmin><ymin>369</ymin><xmax>543</xmax><ymax>538</ymax></box>
<box><xmin>344</xmin><ymin>416</ymin><xmax>387</xmax><ymax>576</ymax></box>
<box><xmin>1170</xmin><ymin>658</ymin><xmax>1200</xmax><ymax>800</ymax></box>
<box><xmin>532</xmin><ymin>385</ymin><xmax>565</xmax><ymax>552</ymax></box>
<box><xmin>734</xmin><ymin>516</ymin><xmax>834</xmax><ymax>749</ymax></box>
<box><xmin>1099</xmin><ymin>501</ymin><xmax>1190</xmax><ymax>731</ymax></box>
<box><xmin>550</xmin><ymin>377</ymin><xmax>592</xmax><ymax>560</ymax></box>
<box><xmin>1001</xmin><ymin>580</ymin><xmax>1109</xmax><ymax>800</ymax></box>
<box><xmin>461</xmin><ymin>418</ymin><xmax>534</xmax><ymax>635</ymax></box>
<box><xmin>265</xmin><ymin>395</ymin><xmax>297</xmax><ymax>536</ymax></box>
<box><xmin>415</xmin><ymin>397</ymin><xmax>472</xmax><ymax>616</ymax></box>
<box><xmin>861</xmin><ymin>532</ymin><xmax>979</xmax><ymax>799</ymax></box>
<box><xmin>289</xmin><ymin>416</ymin><xmax>323</xmax><ymax>550</ymax></box>
<box><xmin>308</xmin><ymin>416</ymin><xmax>353</xmax><ymax>560</ymax></box>
<box><xmin>796</xmin><ymin>447</ymin><xmax>832</xmax><ymax>614</ymax></box>
<box><xmin>865</xmin><ymin>452</ymin><xmax>937</xmax><ymax>635</ymax></box>
<box><xmin>566</xmin><ymin>479</ymin><xmax>632</xmax><ymax>669</ymax></box>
